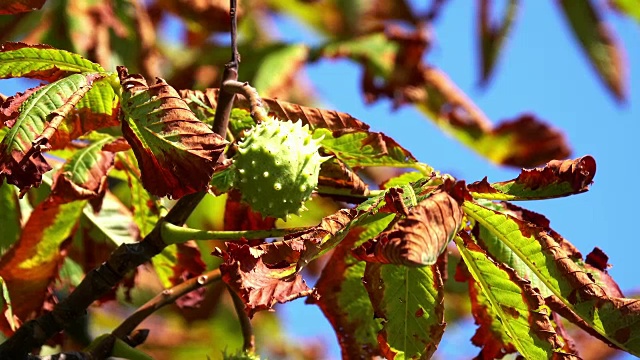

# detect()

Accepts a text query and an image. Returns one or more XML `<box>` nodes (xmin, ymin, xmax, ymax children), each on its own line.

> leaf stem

<box><xmin>160</xmin><ymin>222</ymin><xmax>309</xmax><ymax>244</ymax></box>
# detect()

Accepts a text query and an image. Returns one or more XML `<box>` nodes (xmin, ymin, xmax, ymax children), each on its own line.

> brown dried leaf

<box><xmin>317</xmin><ymin>157</ymin><xmax>370</xmax><ymax>198</ymax></box>
<box><xmin>352</xmin><ymin>188</ymin><xmax>463</xmax><ymax>266</ymax></box>
<box><xmin>118</xmin><ymin>67</ymin><xmax>227</xmax><ymax>199</ymax></box>
<box><xmin>181</xmin><ymin>88</ymin><xmax>370</xmax><ymax>131</ymax></box>
<box><xmin>216</xmin><ymin>209</ymin><xmax>358</xmax><ymax>316</ymax></box>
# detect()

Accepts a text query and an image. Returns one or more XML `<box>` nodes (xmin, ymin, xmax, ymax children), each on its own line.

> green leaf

<box><xmin>557</xmin><ymin>0</ymin><xmax>625</xmax><ymax>101</ymax></box>
<box><xmin>0</xmin><ymin>42</ymin><xmax>104</xmax><ymax>81</ymax></box>
<box><xmin>316</xmin><ymin>128</ymin><xmax>420</xmax><ymax>169</ymax></box>
<box><xmin>310</xmin><ymin>216</ymin><xmax>394</xmax><ymax>358</ymax></box>
<box><xmin>0</xmin><ymin>72</ymin><xmax>103</xmax><ymax>193</ymax></box>
<box><xmin>380</xmin><ymin>171</ymin><xmax>427</xmax><ymax>189</ymax></box>
<box><xmin>0</xmin><ymin>197</ymin><xmax>86</xmax><ymax>320</ymax></box>
<box><xmin>210</xmin><ymin>165</ymin><xmax>235</xmax><ymax>196</ymax></box>
<box><xmin>79</xmin><ymin>192</ymin><xmax>137</xmax><ymax>247</ymax></box>
<box><xmin>454</xmin><ymin>234</ymin><xmax>563</xmax><ymax>358</ymax></box>
<box><xmin>152</xmin><ymin>244</ymin><xmax>178</xmax><ymax>289</ymax></box>
<box><xmin>478</xmin><ymin>0</ymin><xmax>519</xmax><ymax>84</ymax></box>
<box><xmin>0</xmin><ymin>180</ymin><xmax>21</xmax><ymax>255</ymax></box>
<box><xmin>253</xmin><ymin>43</ymin><xmax>308</xmax><ymax>98</ymax></box>
<box><xmin>463</xmin><ymin>201</ymin><xmax>640</xmax><ymax>355</ymax></box>
<box><xmin>468</xmin><ymin>156</ymin><xmax>596</xmax><ymax>201</ymax></box>
<box><xmin>363</xmin><ymin>263</ymin><xmax>445</xmax><ymax>359</ymax></box>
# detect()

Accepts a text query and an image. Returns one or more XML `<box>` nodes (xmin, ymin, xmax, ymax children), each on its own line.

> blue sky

<box><xmin>274</xmin><ymin>1</ymin><xmax>640</xmax><ymax>358</ymax></box>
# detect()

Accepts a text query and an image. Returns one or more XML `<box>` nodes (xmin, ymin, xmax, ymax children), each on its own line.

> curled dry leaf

<box><xmin>181</xmin><ymin>88</ymin><xmax>370</xmax><ymax>131</ymax></box>
<box><xmin>468</xmin><ymin>155</ymin><xmax>596</xmax><ymax>200</ymax></box>
<box><xmin>118</xmin><ymin>67</ymin><xmax>227</xmax><ymax>199</ymax></box>
<box><xmin>317</xmin><ymin>158</ymin><xmax>370</xmax><ymax>198</ymax></box>
<box><xmin>353</xmin><ymin>186</ymin><xmax>464</xmax><ymax>266</ymax></box>
<box><xmin>216</xmin><ymin>209</ymin><xmax>358</xmax><ymax>316</ymax></box>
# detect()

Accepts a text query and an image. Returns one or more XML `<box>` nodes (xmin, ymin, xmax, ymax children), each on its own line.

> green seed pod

<box><xmin>233</xmin><ymin>117</ymin><xmax>328</xmax><ymax>219</ymax></box>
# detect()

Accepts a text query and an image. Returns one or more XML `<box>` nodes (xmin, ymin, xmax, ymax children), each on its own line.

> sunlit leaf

<box><xmin>0</xmin><ymin>42</ymin><xmax>104</xmax><ymax>81</ymax></box>
<box><xmin>478</xmin><ymin>0</ymin><xmax>519</xmax><ymax>85</ymax></box>
<box><xmin>0</xmin><ymin>197</ymin><xmax>85</xmax><ymax>320</ymax></box>
<box><xmin>557</xmin><ymin>0</ymin><xmax>626</xmax><ymax>101</ymax></box>
<box><xmin>468</xmin><ymin>156</ymin><xmax>596</xmax><ymax>200</ymax></box>
<box><xmin>454</xmin><ymin>233</ymin><xmax>565</xmax><ymax>358</ymax></box>
<box><xmin>363</xmin><ymin>262</ymin><xmax>445</xmax><ymax>359</ymax></box>
<box><xmin>309</xmin><ymin>216</ymin><xmax>394</xmax><ymax>358</ymax></box>
<box><xmin>463</xmin><ymin>201</ymin><xmax>640</xmax><ymax>355</ymax></box>
<box><xmin>353</xmin><ymin>189</ymin><xmax>463</xmax><ymax>266</ymax></box>
<box><xmin>181</xmin><ymin>88</ymin><xmax>370</xmax><ymax>131</ymax></box>
<box><xmin>118</xmin><ymin>66</ymin><xmax>227</xmax><ymax>199</ymax></box>
<box><xmin>0</xmin><ymin>72</ymin><xmax>104</xmax><ymax>193</ymax></box>
<box><xmin>316</xmin><ymin>128</ymin><xmax>419</xmax><ymax>169</ymax></box>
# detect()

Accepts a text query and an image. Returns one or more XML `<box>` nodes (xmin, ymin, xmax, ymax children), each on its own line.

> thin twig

<box><xmin>229</xmin><ymin>286</ymin><xmax>255</xmax><ymax>353</ymax></box>
<box><xmin>221</xmin><ymin>80</ymin><xmax>270</xmax><ymax>123</ymax></box>
<box><xmin>112</xmin><ymin>269</ymin><xmax>222</xmax><ymax>339</ymax></box>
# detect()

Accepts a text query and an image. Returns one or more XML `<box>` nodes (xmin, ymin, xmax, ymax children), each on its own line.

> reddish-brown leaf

<box><xmin>224</xmin><ymin>190</ymin><xmax>277</xmax><ymax>231</ymax></box>
<box><xmin>216</xmin><ymin>242</ymin><xmax>311</xmax><ymax>318</ymax></box>
<box><xmin>491</xmin><ymin>114</ymin><xmax>571</xmax><ymax>168</ymax></box>
<box><xmin>181</xmin><ymin>88</ymin><xmax>370</xmax><ymax>131</ymax></box>
<box><xmin>0</xmin><ymin>0</ymin><xmax>46</xmax><ymax>15</ymax></box>
<box><xmin>468</xmin><ymin>156</ymin><xmax>596</xmax><ymax>200</ymax></box>
<box><xmin>0</xmin><ymin>197</ymin><xmax>84</xmax><ymax>321</ymax></box>
<box><xmin>171</xmin><ymin>241</ymin><xmax>207</xmax><ymax>309</ymax></box>
<box><xmin>318</xmin><ymin>158</ymin><xmax>370</xmax><ymax>198</ymax></box>
<box><xmin>216</xmin><ymin>209</ymin><xmax>357</xmax><ymax>316</ymax></box>
<box><xmin>118</xmin><ymin>67</ymin><xmax>227</xmax><ymax>199</ymax></box>
<box><xmin>352</xmin><ymin>190</ymin><xmax>463</xmax><ymax>266</ymax></box>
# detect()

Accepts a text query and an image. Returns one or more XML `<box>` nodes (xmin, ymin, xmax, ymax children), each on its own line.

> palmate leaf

<box><xmin>478</xmin><ymin>0</ymin><xmax>519</xmax><ymax>85</ymax></box>
<box><xmin>557</xmin><ymin>0</ymin><xmax>626</xmax><ymax>102</ymax></box>
<box><xmin>454</xmin><ymin>233</ymin><xmax>565</xmax><ymax>358</ymax></box>
<box><xmin>363</xmin><ymin>262</ymin><xmax>445</xmax><ymax>359</ymax></box>
<box><xmin>217</xmin><ymin>178</ymin><xmax>444</xmax><ymax>317</ymax></box>
<box><xmin>0</xmin><ymin>42</ymin><xmax>104</xmax><ymax>81</ymax></box>
<box><xmin>463</xmin><ymin>201</ymin><xmax>640</xmax><ymax>355</ymax></box>
<box><xmin>468</xmin><ymin>156</ymin><xmax>596</xmax><ymax>200</ymax></box>
<box><xmin>0</xmin><ymin>72</ymin><xmax>105</xmax><ymax>193</ymax></box>
<box><xmin>118</xmin><ymin>67</ymin><xmax>227</xmax><ymax>199</ymax></box>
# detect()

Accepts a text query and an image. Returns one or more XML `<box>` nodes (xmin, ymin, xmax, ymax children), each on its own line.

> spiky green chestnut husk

<box><xmin>233</xmin><ymin>118</ymin><xmax>327</xmax><ymax>219</ymax></box>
